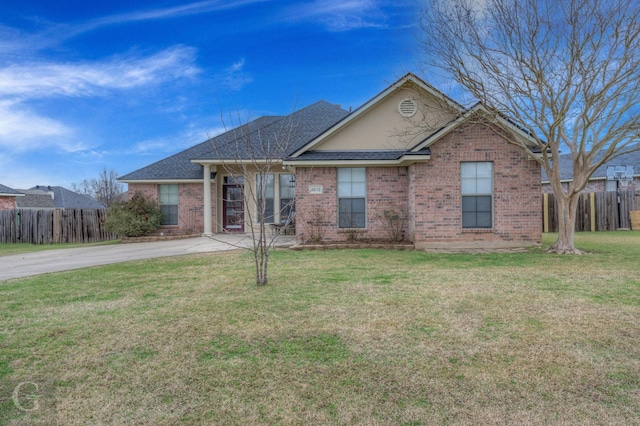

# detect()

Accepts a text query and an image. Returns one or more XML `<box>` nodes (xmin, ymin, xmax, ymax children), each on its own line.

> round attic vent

<box><xmin>398</xmin><ymin>98</ymin><xmax>417</xmax><ymax>118</ymax></box>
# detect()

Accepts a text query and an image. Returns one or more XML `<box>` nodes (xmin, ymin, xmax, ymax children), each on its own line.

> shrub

<box><xmin>376</xmin><ymin>208</ymin><xmax>407</xmax><ymax>242</ymax></box>
<box><xmin>104</xmin><ymin>192</ymin><xmax>163</xmax><ymax>237</ymax></box>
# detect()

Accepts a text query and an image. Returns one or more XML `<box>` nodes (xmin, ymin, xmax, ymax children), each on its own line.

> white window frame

<box><xmin>461</xmin><ymin>162</ymin><xmax>493</xmax><ymax>229</ymax></box>
<box><xmin>158</xmin><ymin>184</ymin><xmax>179</xmax><ymax>226</ymax></box>
<box><xmin>337</xmin><ymin>168</ymin><xmax>367</xmax><ymax>229</ymax></box>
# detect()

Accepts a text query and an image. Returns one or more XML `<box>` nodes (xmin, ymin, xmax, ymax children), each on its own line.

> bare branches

<box><xmin>209</xmin><ymin>106</ymin><xmax>302</xmax><ymax>285</ymax></box>
<box><xmin>72</xmin><ymin>167</ymin><xmax>124</xmax><ymax>207</ymax></box>
<box><xmin>422</xmin><ymin>0</ymin><xmax>640</xmax><ymax>252</ymax></box>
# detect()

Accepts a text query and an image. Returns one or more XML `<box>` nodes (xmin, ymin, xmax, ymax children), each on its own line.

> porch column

<box><xmin>202</xmin><ymin>164</ymin><xmax>213</xmax><ymax>236</ymax></box>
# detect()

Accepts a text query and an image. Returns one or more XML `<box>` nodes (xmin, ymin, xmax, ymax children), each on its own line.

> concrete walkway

<box><xmin>0</xmin><ymin>234</ymin><xmax>295</xmax><ymax>281</ymax></box>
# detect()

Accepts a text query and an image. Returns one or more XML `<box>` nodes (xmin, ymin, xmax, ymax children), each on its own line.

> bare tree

<box><xmin>421</xmin><ymin>0</ymin><xmax>640</xmax><ymax>253</ymax></box>
<box><xmin>72</xmin><ymin>167</ymin><xmax>124</xmax><ymax>207</ymax></box>
<box><xmin>210</xmin><ymin>110</ymin><xmax>300</xmax><ymax>286</ymax></box>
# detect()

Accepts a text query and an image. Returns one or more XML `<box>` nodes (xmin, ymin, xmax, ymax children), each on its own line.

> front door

<box><xmin>223</xmin><ymin>184</ymin><xmax>244</xmax><ymax>232</ymax></box>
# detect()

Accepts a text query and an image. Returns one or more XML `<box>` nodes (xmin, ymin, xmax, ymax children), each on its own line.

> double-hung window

<box><xmin>461</xmin><ymin>162</ymin><xmax>493</xmax><ymax>228</ymax></box>
<box><xmin>159</xmin><ymin>184</ymin><xmax>179</xmax><ymax>225</ymax></box>
<box><xmin>338</xmin><ymin>168</ymin><xmax>366</xmax><ymax>228</ymax></box>
<box><xmin>279</xmin><ymin>174</ymin><xmax>296</xmax><ymax>224</ymax></box>
<box><xmin>256</xmin><ymin>174</ymin><xmax>275</xmax><ymax>223</ymax></box>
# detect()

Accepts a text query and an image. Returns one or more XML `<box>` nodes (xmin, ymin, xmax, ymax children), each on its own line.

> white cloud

<box><xmin>0</xmin><ymin>46</ymin><xmax>199</xmax><ymax>99</ymax></box>
<box><xmin>128</xmin><ymin>125</ymin><xmax>226</xmax><ymax>156</ymax></box>
<box><xmin>0</xmin><ymin>1</ymin><xmax>269</xmax><ymax>56</ymax></box>
<box><xmin>0</xmin><ymin>46</ymin><xmax>201</xmax><ymax>156</ymax></box>
<box><xmin>282</xmin><ymin>0</ymin><xmax>388</xmax><ymax>31</ymax></box>
<box><xmin>0</xmin><ymin>100</ymin><xmax>71</xmax><ymax>148</ymax></box>
<box><xmin>82</xmin><ymin>0</ymin><xmax>269</xmax><ymax>30</ymax></box>
<box><xmin>215</xmin><ymin>58</ymin><xmax>253</xmax><ymax>91</ymax></box>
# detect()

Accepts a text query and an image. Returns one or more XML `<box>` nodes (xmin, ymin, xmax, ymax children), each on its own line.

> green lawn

<box><xmin>1</xmin><ymin>232</ymin><xmax>639</xmax><ymax>425</ymax></box>
<box><xmin>0</xmin><ymin>240</ymin><xmax>120</xmax><ymax>256</ymax></box>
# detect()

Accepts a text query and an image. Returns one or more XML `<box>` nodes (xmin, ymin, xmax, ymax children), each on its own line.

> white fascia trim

<box><xmin>118</xmin><ymin>179</ymin><xmax>203</xmax><ymax>184</ymax></box>
<box><xmin>190</xmin><ymin>159</ymin><xmax>277</xmax><ymax>165</ymax></box>
<box><xmin>290</xmin><ymin>74</ymin><xmax>464</xmax><ymax>158</ymax></box>
<box><xmin>283</xmin><ymin>155</ymin><xmax>430</xmax><ymax>167</ymax></box>
<box><xmin>0</xmin><ymin>193</ymin><xmax>24</xmax><ymax>197</ymax></box>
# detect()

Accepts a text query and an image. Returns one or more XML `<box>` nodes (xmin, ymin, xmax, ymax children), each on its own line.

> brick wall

<box><xmin>0</xmin><ymin>196</ymin><xmax>17</xmax><ymax>210</ymax></box>
<box><xmin>127</xmin><ymin>183</ymin><xmax>216</xmax><ymax>234</ymax></box>
<box><xmin>411</xmin><ymin>123</ymin><xmax>542</xmax><ymax>249</ymax></box>
<box><xmin>295</xmin><ymin>166</ymin><xmax>409</xmax><ymax>242</ymax></box>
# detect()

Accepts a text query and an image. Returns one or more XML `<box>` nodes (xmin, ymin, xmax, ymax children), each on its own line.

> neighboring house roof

<box><xmin>16</xmin><ymin>189</ymin><xmax>56</xmax><ymax>209</ymax></box>
<box><xmin>119</xmin><ymin>101</ymin><xmax>349</xmax><ymax>182</ymax></box>
<box><xmin>28</xmin><ymin>186</ymin><xmax>105</xmax><ymax>209</ymax></box>
<box><xmin>0</xmin><ymin>183</ymin><xmax>23</xmax><ymax>197</ymax></box>
<box><xmin>541</xmin><ymin>146</ymin><xmax>640</xmax><ymax>182</ymax></box>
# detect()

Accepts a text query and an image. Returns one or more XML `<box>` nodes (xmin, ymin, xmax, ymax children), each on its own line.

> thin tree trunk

<box><xmin>548</xmin><ymin>194</ymin><xmax>582</xmax><ymax>254</ymax></box>
<box><xmin>254</xmin><ymin>220</ymin><xmax>269</xmax><ymax>286</ymax></box>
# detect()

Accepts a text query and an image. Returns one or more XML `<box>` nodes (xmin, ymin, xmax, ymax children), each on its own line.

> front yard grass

<box><xmin>1</xmin><ymin>232</ymin><xmax>639</xmax><ymax>424</ymax></box>
<box><xmin>0</xmin><ymin>240</ymin><xmax>120</xmax><ymax>257</ymax></box>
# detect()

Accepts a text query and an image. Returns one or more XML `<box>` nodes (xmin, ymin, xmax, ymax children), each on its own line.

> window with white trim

<box><xmin>159</xmin><ymin>184</ymin><xmax>179</xmax><ymax>225</ymax></box>
<box><xmin>279</xmin><ymin>174</ymin><xmax>295</xmax><ymax>224</ymax></box>
<box><xmin>256</xmin><ymin>174</ymin><xmax>275</xmax><ymax>223</ymax></box>
<box><xmin>338</xmin><ymin>168</ymin><xmax>366</xmax><ymax>228</ymax></box>
<box><xmin>461</xmin><ymin>162</ymin><xmax>493</xmax><ymax>228</ymax></box>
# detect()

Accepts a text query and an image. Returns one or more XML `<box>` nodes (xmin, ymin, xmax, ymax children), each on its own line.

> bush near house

<box><xmin>104</xmin><ymin>191</ymin><xmax>162</xmax><ymax>237</ymax></box>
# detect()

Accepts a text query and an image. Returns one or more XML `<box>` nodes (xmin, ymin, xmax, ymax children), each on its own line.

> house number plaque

<box><xmin>308</xmin><ymin>185</ymin><xmax>323</xmax><ymax>194</ymax></box>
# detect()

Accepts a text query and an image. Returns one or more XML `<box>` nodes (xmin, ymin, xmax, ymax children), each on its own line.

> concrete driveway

<box><xmin>0</xmin><ymin>234</ymin><xmax>295</xmax><ymax>281</ymax></box>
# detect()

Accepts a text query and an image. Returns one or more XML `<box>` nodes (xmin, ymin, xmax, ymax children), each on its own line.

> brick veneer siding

<box><xmin>294</xmin><ymin>167</ymin><xmax>409</xmax><ymax>242</ymax></box>
<box><xmin>0</xmin><ymin>196</ymin><xmax>17</xmax><ymax>210</ymax></box>
<box><xmin>127</xmin><ymin>183</ymin><xmax>216</xmax><ymax>234</ymax></box>
<box><xmin>410</xmin><ymin>123</ymin><xmax>542</xmax><ymax>249</ymax></box>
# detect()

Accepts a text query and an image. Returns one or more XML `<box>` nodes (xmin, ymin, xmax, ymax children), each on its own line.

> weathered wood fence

<box><xmin>542</xmin><ymin>190</ymin><xmax>638</xmax><ymax>232</ymax></box>
<box><xmin>0</xmin><ymin>209</ymin><xmax>116</xmax><ymax>244</ymax></box>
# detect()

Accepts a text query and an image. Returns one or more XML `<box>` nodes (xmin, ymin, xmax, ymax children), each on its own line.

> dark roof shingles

<box><xmin>0</xmin><ymin>183</ymin><xmax>21</xmax><ymax>195</ymax></box>
<box><xmin>120</xmin><ymin>101</ymin><xmax>349</xmax><ymax>181</ymax></box>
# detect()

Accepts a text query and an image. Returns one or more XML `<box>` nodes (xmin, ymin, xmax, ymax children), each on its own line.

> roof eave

<box><xmin>118</xmin><ymin>179</ymin><xmax>204</xmax><ymax>184</ymax></box>
<box><xmin>283</xmin><ymin>154</ymin><xmax>430</xmax><ymax>167</ymax></box>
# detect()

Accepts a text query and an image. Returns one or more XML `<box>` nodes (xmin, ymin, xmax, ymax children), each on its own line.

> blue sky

<box><xmin>0</xmin><ymin>0</ymin><xmax>422</xmax><ymax>189</ymax></box>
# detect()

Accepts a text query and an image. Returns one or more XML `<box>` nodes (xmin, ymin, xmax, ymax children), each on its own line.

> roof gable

<box><xmin>410</xmin><ymin>103</ymin><xmax>539</xmax><ymax>152</ymax></box>
<box><xmin>290</xmin><ymin>73</ymin><xmax>464</xmax><ymax>158</ymax></box>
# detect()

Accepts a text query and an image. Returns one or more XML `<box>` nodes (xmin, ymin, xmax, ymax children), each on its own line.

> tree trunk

<box><xmin>548</xmin><ymin>194</ymin><xmax>582</xmax><ymax>254</ymax></box>
<box><xmin>254</xmin><ymin>222</ymin><xmax>269</xmax><ymax>286</ymax></box>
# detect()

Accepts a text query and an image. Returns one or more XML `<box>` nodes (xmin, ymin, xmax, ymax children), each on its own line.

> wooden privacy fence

<box><xmin>543</xmin><ymin>190</ymin><xmax>638</xmax><ymax>232</ymax></box>
<box><xmin>0</xmin><ymin>209</ymin><xmax>116</xmax><ymax>244</ymax></box>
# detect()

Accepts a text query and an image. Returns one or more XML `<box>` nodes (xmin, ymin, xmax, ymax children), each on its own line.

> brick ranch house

<box><xmin>119</xmin><ymin>73</ymin><xmax>542</xmax><ymax>249</ymax></box>
<box><xmin>0</xmin><ymin>183</ymin><xmax>23</xmax><ymax>210</ymax></box>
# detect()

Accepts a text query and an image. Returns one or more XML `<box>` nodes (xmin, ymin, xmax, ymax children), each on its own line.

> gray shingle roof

<box><xmin>541</xmin><ymin>146</ymin><xmax>640</xmax><ymax>182</ymax></box>
<box><xmin>16</xmin><ymin>189</ymin><xmax>55</xmax><ymax>208</ymax></box>
<box><xmin>119</xmin><ymin>101</ymin><xmax>349</xmax><ymax>181</ymax></box>
<box><xmin>0</xmin><ymin>183</ymin><xmax>22</xmax><ymax>196</ymax></box>
<box><xmin>28</xmin><ymin>186</ymin><xmax>105</xmax><ymax>209</ymax></box>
